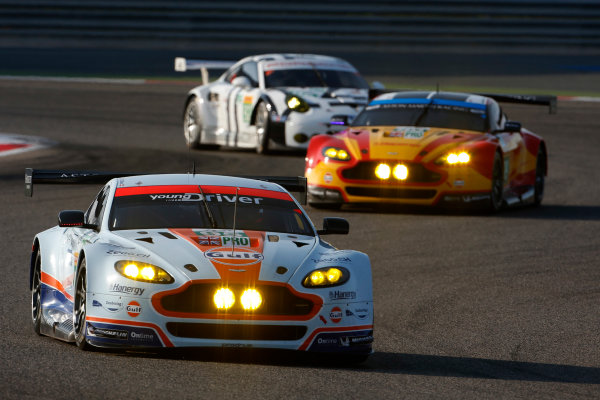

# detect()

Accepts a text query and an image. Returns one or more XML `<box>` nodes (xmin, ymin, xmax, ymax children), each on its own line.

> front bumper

<box><xmin>306</xmin><ymin>159</ymin><xmax>492</xmax><ymax>207</ymax></box>
<box><xmin>84</xmin><ymin>291</ymin><xmax>373</xmax><ymax>354</ymax></box>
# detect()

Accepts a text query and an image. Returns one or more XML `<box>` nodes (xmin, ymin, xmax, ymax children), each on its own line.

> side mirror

<box><xmin>58</xmin><ymin>210</ymin><xmax>85</xmax><ymax>227</ymax></box>
<box><xmin>317</xmin><ymin>217</ymin><xmax>349</xmax><ymax>235</ymax></box>
<box><xmin>231</xmin><ymin>76</ymin><xmax>251</xmax><ymax>88</ymax></box>
<box><xmin>504</xmin><ymin>121</ymin><xmax>522</xmax><ymax>132</ymax></box>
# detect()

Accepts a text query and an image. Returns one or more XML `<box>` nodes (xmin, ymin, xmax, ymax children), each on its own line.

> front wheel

<box><xmin>31</xmin><ymin>250</ymin><xmax>42</xmax><ymax>335</ymax></box>
<box><xmin>255</xmin><ymin>102</ymin><xmax>271</xmax><ymax>154</ymax></box>
<box><xmin>489</xmin><ymin>152</ymin><xmax>504</xmax><ymax>212</ymax></box>
<box><xmin>74</xmin><ymin>259</ymin><xmax>90</xmax><ymax>350</ymax></box>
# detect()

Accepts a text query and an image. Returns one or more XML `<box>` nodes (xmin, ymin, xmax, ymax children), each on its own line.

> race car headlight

<box><xmin>286</xmin><ymin>95</ymin><xmax>310</xmax><ymax>113</ymax></box>
<box><xmin>323</xmin><ymin>147</ymin><xmax>351</xmax><ymax>161</ymax></box>
<box><xmin>241</xmin><ymin>289</ymin><xmax>263</xmax><ymax>310</ymax></box>
<box><xmin>114</xmin><ymin>261</ymin><xmax>174</xmax><ymax>284</ymax></box>
<box><xmin>214</xmin><ymin>288</ymin><xmax>235</xmax><ymax>309</ymax></box>
<box><xmin>375</xmin><ymin>163</ymin><xmax>391</xmax><ymax>179</ymax></box>
<box><xmin>303</xmin><ymin>267</ymin><xmax>349</xmax><ymax>288</ymax></box>
<box><xmin>443</xmin><ymin>152</ymin><xmax>470</xmax><ymax>165</ymax></box>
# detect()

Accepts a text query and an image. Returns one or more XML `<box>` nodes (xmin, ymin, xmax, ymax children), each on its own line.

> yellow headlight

<box><xmin>140</xmin><ymin>266</ymin><xmax>155</xmax><ymax>280</ymax></box>
<box><xmin>214</xmin><ymin>288</ymin><xmax>235</xmax><ymax>309</ymax></box>
<box><xmin>393</xmin><ymin>164</ymin><xmax>408</xmax><ymax>180</ymax></box>
<box><xmin>326</xmin><ymin>268</ymin><xmax>342</xmax><ymax>283</ymax></box>
<box><xmin>324</xmin><ymin>148</ymin><xmax>338</xmax><ymax>158</ymax></box>
<box><xmin>124</xmin><ymin>263</ymin><xmax>139</xmax><ymax>278</ymax></box>
<box><xmin>375</xmin><ymin>163</ymin><xmax>391</xmax><ymax>179</ymax></box>
<box><xmin>288</xmin><ymin>96</ymin><xmax>301</xmax><ymax>109</ymax></box>
<box><xmin>310</xmin><ymin>270</ymin><xmax>325</xmax><ymax>285</ymax></box>
<box><xmin>447</xmin><ymin>152</ymin><xmax>470</xmax><ymax>164</ymax></box>
<box><xmin>241</xmin><ymin>289</ymin><xmax>262</xmax><ymax>310</ymax></box>
<box><xmin>337</xmin><ymin>149</ymin><xmax>349</xmax><ymax>160</ymax></box>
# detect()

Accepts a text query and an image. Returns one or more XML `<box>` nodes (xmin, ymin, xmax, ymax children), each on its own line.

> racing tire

<box><xmin>489</xmin><ymin>151</ymin><xmax>504</xmax><ymax>212</ymax></box>
<box><xmin>533</xmin><ymin>147</ymin><xmax>546</xmax><ymax>206</ymax></box>
<box><xmin>74</xmin><ymin>259</ymin><xmax>90</xmax><ymax>350</ymax></box>
<box><xmin>31</xmin><ymin>250</ymin><xmax>42</xmax><ymax>335</ymax></box>
<box><xmin>255</xmin><ymin>102</ymin><xmax>271</xmax><ymax>154</ymax></box>
<box><xmin>184</xmin><ymin>98</ymin><xmax>219</xmax><ymax>150</ymax></box>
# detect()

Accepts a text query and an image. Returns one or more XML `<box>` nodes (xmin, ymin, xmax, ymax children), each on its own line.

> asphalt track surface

<box><xmin>1</xmin><ymin>78</ymin><xmax>599</xmax><ymax>399</ymax></box>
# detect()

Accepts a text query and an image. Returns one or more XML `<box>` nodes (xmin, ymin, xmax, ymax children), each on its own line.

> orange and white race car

<box><xmin>305</xmin><ymin>91</ymin><xmax>555</xmax><ymax>211</ymax></box>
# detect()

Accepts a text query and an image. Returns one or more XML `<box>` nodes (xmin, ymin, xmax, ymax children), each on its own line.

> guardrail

<box><xmin>1</xmin><ymin>0</ymin><xmax>599</xmax><ymax>50</ymax></box>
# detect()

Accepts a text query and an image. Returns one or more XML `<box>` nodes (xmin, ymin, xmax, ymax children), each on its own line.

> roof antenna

<box><xmin>231</xmin><ymin>187</ymin><xmax>239</xmax><ymax>254</ymax></box>
<box><xmin>192</xmin><ymin>160</ymin><xmax>196</xmax><ymax>177</ymax></box>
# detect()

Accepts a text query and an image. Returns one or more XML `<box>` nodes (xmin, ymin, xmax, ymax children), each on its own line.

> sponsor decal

<box><xmin>130</xmin><ymin>331</ymin><xmax>154</xmax><ymax>341</ymax></box>
<box><xmin>204</xmin><ymin>247</ymin><xmax>264</xmax><ymax>266</ymax></box>
<box><xmin>323</xmin><ymin>172</ymin><xmax>333</xmax><ymax>183</ymax></box>
<box><xmin>340</xmin><ymin>335</ymin><xmax>374</xmax><ymax>347</ymax></box>
<box><xmin>110</xmin><ymin>283</ymin><xmax>145</xmax><ymax>296</ymax></box>
<box><xmin>148</xmin><ymin>193</ymin><xmax>263</xmax><ymax>204</ymax></box>
<box><xmin>197</xmin><ymin>236</ymin><xmax>222</xmax><ymax>246</ymax></box>
<box><xmin>92</xmin><ymin>299</ymin><xmax>124</xmax><ymax>313</ymax></box>
<box><xmin>87</xmin><ymin>323</ymin><xmax>128</xmax><ymax>340</ymax></box>
<box><xmin>312</xmin><ymin>256</ymin><xmax>352</xmax><ymax>264</ymax></box>
<box><xmin>347</xmin><ymin>307</ymin><xmax>369</xmax><ymax>320</ymax></box>
<box><xmin>106</xmin><ymin>249</ymin><xmax>150</xmax><ymax>258</ymax></box>
<box><xmin>317</xmin><ymin>337</ymin><xmax>338</xmax><ymax>345</ymax></box>
<box><xmin>126</xmin><ymin>301</ymin><xmax>142</xmax><ymax>317</ymax></box>
<box><xmin>330</xmin><ymin>307</ymin><xmax>342</xmax><ymax>323</ymax></box>
<box><xmin>243</xmin><ymin>95</ymin><xmax>253</xmax><ymax>123</ymax></box>
<box><xmin>387</xmin><ymin>126</ymin><xmax>428</xmax><ymax>139</ymax></box>
<box><xmin>329</xmin><ymin>290</ymin><xmax>356</xmax><ymax>300</ymax></box>
<box><xmin>453</xmin><ymin>179</ymin><xmax>465</xmax><ymax>187</ymax></box>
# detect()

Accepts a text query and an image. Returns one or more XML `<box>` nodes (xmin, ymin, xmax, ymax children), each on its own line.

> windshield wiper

<box><xmin>411</xmin><ymin>99</ymin><xmax>433</xmax><ymax>126</ymax></box>
<box><xmin>198</xmin><ymin>185</ymin><xmax>216</xmax><ymax>228</ymax></box>
<box><xmin>309</xmin><ymin>63</ymin><xmax>328</xmax><ymax>87</ymax></box>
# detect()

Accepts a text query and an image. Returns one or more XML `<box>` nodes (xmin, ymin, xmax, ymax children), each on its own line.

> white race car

<box><xmin>27</xmin><ymin>169</ymin><xmax>373</xmax><ymax>360</ymax></box>
<box><xmin>175</xmin><ymin>54</ymin><xmax>374</xmax><ymax>153</ymax></box>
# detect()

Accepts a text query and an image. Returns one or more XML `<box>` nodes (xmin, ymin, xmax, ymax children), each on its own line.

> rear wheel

<box><xmin>255</xmin><ymin>102</ymin><xmax>271</xmax><ymax>154</ymax></box>
<box><xmin>489</xmin><ymin>152</ymin><xmax>504</xmax><ymax>212</ymax></box>
<box><xmin>31</xmin><ymin>251</ymin><xmax>42</xmax><ymax>335</ymax></box>
<box><xmin>74</xmin><ymin>259</ymin><xmax>90</xmax><ymax>350</ymax></box>
<box><xmin>534</xmin><ymin>147</ymin><xmax>546</xmax><ymax>206</ymax></box>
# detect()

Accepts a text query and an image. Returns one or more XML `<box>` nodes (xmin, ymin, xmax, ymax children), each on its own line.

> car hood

<box><xmin>341</xmin><ymin>126</ymin><xmax>485</xmax><ymax>161</ymax></box>
<box><xmin>282</xmin><ymin>87</ymin><xmax>369</xmax><ymax>105</ymax></box>
<box><xmin>107</xmin><ymin>229</ymin><xmax>317</xmax><ymax>284</ymax></box>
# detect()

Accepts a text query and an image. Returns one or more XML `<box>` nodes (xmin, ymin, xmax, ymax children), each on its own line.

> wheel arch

<box><xmin>29</xmin><ymin>238</ymin><xmax>40</xmax><ymax>290</ymax></box>
<box><xmin>250</xmin><ymin>94</ymin><xmax>278</xmax><ymax>125</ymax></box>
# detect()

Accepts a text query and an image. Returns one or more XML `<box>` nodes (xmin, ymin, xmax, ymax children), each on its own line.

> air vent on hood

<box><xmin>136</xmin><ymin>237</ymin><xmax>153</xmax><ymax>244</ymax></box>
<box><xmin>293</xmin><ymin>241</ymin><xmax>309</xmax><ymax>248</ymax></box>
<box><xmin>159</xmin><ymin>232</ymin><xmax>177</xmax><ymax>239</ymax></box>
<box><xmin>184</xmin><ymin>264</ymin><xmax>198</xmax><ymax>272</ymax></box>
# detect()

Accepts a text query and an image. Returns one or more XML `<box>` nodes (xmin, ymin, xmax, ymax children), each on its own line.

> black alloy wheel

<box><xmin>74</xmin><ymin>259</ymin><xmax>90</xmax><ymax>350</ymax></box>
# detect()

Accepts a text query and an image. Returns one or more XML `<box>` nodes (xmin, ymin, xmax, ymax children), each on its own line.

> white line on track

<box><xmin>0</xmin><ymin>133</ymin><xmax>56</xmax><ymax>157</ymax></box>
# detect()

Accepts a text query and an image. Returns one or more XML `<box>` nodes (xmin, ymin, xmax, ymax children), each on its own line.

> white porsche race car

<box><xmin>176</xmin><ymin>54</ymin><xmax>373</xmax><ymax>153</ymax></box>
<box><xmin>27</xmin><ymin>169</ymin><xmax>373</xmax><ymax>359</ymax></box>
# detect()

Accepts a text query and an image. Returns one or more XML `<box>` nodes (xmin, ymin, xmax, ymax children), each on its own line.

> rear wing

<box><xmin>174</xmin><ymin>57</ymin><xmax>235</xmax><ymax>85</ymax></box>
<box><xmin>477</xmin><ymin>93</ymin><xmax>557</xmax><ymax>114</ymax></box>
<box><xmin>25</xmin><ymin>168</ymin><xmax>308</xmax><ymax>204</ymax></box>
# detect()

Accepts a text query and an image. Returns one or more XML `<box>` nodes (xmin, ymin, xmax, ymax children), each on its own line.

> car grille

<box><xmin>346</xmin><ymin>187</ymin><xmax>437</xmax><ymax>199</ymax></box>
<box><xmin>166</xmin><ymin>322</ymin><xmax>308</xmax><ymax>341</ymax></box>
<box><xmin>157</xmin><ymin>283</ymin><xmax>315</xmax><ymax>316</ymax></box>
<box><xmin>341</xmin><ymin>161</ymin><xmax>441</xmax><ymax>183</ymax></box>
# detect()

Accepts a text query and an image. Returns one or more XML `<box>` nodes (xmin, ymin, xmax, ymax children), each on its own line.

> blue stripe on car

<box><xmin>369</xmin><ymin>98</ymin><xmax>487</xmax><ymax>110</ymax></box>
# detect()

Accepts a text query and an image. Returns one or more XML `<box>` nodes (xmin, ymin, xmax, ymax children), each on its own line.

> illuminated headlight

<box><xmin>446</xmin><ymin>152</ymin><xmax>470</xmax><ymax>164</ymax></box>
<box><xmin>214</xmin><ymin>288</ymin><xmax>235</xmax><ymax>309</ymax></box>
<box><xmin>114</xmin><ymin>261</ymin><xmax>174</xmax><ymax>284</ymax></box>
<box><xmin>323</xmin><ymin>147</ymin><xmax>351</xmax><ymax>161</ymax></box>
<box><xmin>303</xmin><ymin>267</ymin><xmax>349</xmax><ymax>288</ymax></box>
<box><xmin>393</xmin><ymin>164</ymin><xmax>409</xmax><ymax>180</ymax></box>
<box><xmin>241</xmin><ymin>289</ymin><xmax>262</xmax><ymax>310</ymax></box>
<box><xmin>375</xmin><ymin>163</ymin><xmax>391</xmax><ymax>179</ymax></box>
<box><xmin>286</xmin><ymin>94</ymin><xmax>310</xmax><ymax>113</ymax></box>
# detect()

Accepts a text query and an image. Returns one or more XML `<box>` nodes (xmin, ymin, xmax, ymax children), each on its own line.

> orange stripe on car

<box><xmin>41</xmin><ymin>272</ymin><xmax>74</xmax><ymax>302</ymax></box>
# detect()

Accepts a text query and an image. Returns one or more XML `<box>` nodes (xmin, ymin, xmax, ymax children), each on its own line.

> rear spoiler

<box><xmin>25</xmin><ymin>168</ymin><xmax>308</xmax><ymax>204</ymax></box>
<box><xmin>477</xmin><ymin>93</ymin><xmax>557</xmax><ymax>114</ymax></box>
<box><xmin>174</xmin><ymin>57</ymin><xmax>235</xmax><ymax>85</ymax></box>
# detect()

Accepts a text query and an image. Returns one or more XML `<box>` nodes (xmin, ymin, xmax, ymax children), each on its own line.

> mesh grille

<box><xmin>166</xmin><ymin>322</ymin><xmax>307</xmax><ymax>340</ymax></box>
<box><xmin>341</xmin><ymin>161</ymin><xmax>441</xmax><ymax>183</ymax></box>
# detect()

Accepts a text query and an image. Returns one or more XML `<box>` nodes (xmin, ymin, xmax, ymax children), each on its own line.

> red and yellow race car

<box><xmin>305</xmin><ymin>91</ymin><xmax>555</xmax><ymax>211</ymax></box>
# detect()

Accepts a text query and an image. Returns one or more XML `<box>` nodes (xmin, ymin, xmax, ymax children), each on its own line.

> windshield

<box><xmin>108</xmin><ymin>185</ymin><xmax>314</xmax><ymax>236</ymax></box>
<box><xmin>264</xmin><ymin>69</ymin><xmax>368</xmax><ymax>89</ymax></box>
<box><xmin>352</xmin><ymin>99</ymin><xmax>489</xmax><ymax>132</ymax></box>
